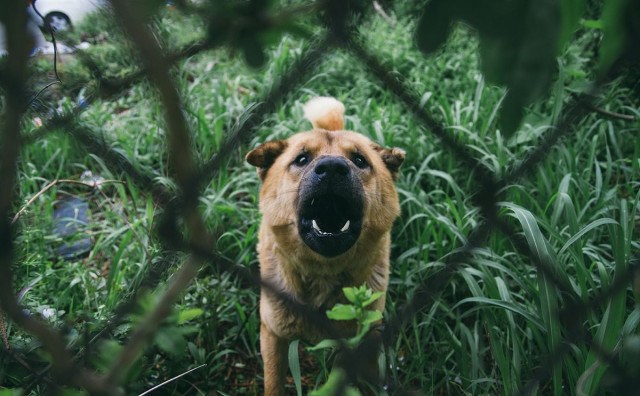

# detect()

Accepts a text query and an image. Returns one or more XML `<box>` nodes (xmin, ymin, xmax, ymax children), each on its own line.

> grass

<box><xmin>1</xmin><ymin>2</ymin><xmax>639</xmax><ymax>395</ymax></box>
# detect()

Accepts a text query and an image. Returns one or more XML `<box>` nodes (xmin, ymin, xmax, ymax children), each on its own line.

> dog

<box><xmin>246</xmin><ymin>97</ymin><xmax>404</xmax><ymax>395</ymax></box>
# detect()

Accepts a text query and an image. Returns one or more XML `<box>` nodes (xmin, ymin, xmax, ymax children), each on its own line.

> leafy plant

<box><xmin>414</xmin><ymin>0</ymin><xmax>638</xmax><ymax>135</ymax></box>
<box><xmin>306</xmin><ymin>285</ymin><xmax>384</xmax><ymax>395</ymax></box>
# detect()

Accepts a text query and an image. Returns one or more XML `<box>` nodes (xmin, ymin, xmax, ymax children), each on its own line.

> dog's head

<box><xmin>246</xmin><ymin>97</ymin><xmax>404</xmax><ymax>259</ymax></box>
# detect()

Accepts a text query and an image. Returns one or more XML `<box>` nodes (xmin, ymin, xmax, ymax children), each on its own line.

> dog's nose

<box><xmin>314</xmin><ymin>156</ymin><xmax>350</xmax><ymax>177</ymax></box>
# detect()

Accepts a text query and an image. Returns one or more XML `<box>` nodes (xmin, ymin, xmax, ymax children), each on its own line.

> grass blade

<box><xmin>581</xmin><ymin>200</ymin><xmax>631</xmax><ymax>394</ymax></box>
<box><xmin>289</xmin><ymin>339</ymin><xmax>302</xmax><ymax>396</ymax></box>
<box><xmin>506</xmin><ymin>204</ymin><xmax>563</xmax><ymax>396</ymax></box>
<box><xmin>558</xmin><ymin>218</ymin><xmax>618</xmax><ymax>257</ymax></box>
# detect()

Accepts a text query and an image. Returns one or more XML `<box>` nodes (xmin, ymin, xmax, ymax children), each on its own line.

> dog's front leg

<box><xmin>261</xmin><ymin>322</ymin><xmax>288</xmax><ymax>396</ymax></box>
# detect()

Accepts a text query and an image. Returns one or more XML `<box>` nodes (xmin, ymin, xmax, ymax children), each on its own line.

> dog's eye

<box><xmin>352</xmin><ymin>153</ymin><xmax>369</xmax><ymax>169</ymax></box>
<box><xmin>293</xmin><ymin>153</ymin><xmax>309</xmax><ymax>167</ymax></box>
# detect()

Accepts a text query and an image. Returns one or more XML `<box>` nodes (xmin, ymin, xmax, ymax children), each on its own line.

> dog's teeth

<box><xmin>312</xmin><ymin>219</ymin><xmax>349</xmax><ymax>234</ymax></box>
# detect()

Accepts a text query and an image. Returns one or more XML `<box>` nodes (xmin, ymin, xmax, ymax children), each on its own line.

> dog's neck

<box><xmin>269</xmin><ymin>232</ymin><xmax>391</xmax><ymax>308</ymax></box>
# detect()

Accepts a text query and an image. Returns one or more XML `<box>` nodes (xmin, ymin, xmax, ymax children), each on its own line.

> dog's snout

<box><xmin>314</xmin><ymin>156</ymin><xmax>350</xmax><ymax>177</ymax></box>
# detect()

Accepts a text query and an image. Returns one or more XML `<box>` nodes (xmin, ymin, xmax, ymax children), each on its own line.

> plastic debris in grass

<box><xmin>80</xmin><ymin>170</ymin><xmax>105</xmax><ymax>187</ymax></box>
<box><xmin>52</xmin><ymin>195</ymin><xmax>92</xmax><ymax>260</ymax></box>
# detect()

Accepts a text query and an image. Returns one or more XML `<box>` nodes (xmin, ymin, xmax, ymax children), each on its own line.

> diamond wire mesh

<box><xmin>0</xmin><ymin>0</ymin><xmax>636</xmax><ymax>394</ymax></box>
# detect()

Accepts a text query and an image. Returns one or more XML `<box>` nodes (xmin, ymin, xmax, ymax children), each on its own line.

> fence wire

<box><xmin>0</xmin><ymin>0</ymin><xmax>637</xmax><ymax>395</ymax></box>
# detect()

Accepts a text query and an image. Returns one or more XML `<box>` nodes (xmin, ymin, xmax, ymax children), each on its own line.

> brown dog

<box><xmin>246</xmin><ymin>97</ymin><xmax>404</xmax><ymax>395</ymax></box>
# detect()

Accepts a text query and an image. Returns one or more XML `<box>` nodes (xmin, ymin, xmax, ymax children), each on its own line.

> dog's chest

<box><xmin>296</xmin><ymin>273</ymin><xmax>348</xmax><ymax>308</ymax></box>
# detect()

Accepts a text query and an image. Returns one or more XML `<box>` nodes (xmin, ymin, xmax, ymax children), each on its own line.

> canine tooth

<box><xmin>340</xmin><ymin>220</ymin><xmax>350</xmax><ymax>232</ymax></box>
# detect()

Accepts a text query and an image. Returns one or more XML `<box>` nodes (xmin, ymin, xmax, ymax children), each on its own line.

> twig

<box><xmin>28</xmin><ymin>0</ymin><xmax>62</xmax><ymax>109</ymax></box>
<box><xmin>582</xmin><ymin>100</ymin><xmax>636</xmax><ymax>121</ymax></box>
<box><xmin>0</xmin><ymin>309</ymin><xmax>8</xmax><ymax>349</ymax></box>
<box><xmin>5</xmin><ymin>347</ymin><xmax>58</xmax><ymax>390</ymax></box>
<box><xmin>0</xmin><ymin>4</ymin><xmax>112</xmax><ymax>393</ymax></box>
<box><xmin>373</xmin><ymin>1</ymin><xmax>395</xmax><ymax>25</ymax></box>
<box><xmin>103</xmin><ymin>0</ymin><xmax>212</xmax><ymax>385</ymax></box>
<box><xmin>103</xmin><ymin>256</ymin><xmax>201</xmax><ymax>385</ymax></box>
<box><xmin>31</xmin><ymin>0</ymin><xmax>61</xmax><ymax>83</ymax></box>
<box><xmin>19</xmin><ymin>37</ymin><xmax>212</xmax><ymax>147</ymax></box>
<box><xmin>27</xmin><ymin>80</ymin><xmax>61</xmax><ymax>109</ymax></box>
<box><xmin>11</xmin><ymin>178</ymin><xmax>125</xmax><ymax>225</ymax></box>
<box><xmin>138</xmin><ymin>364</ymin><xmax>207</xmax><ymax>396</ymax></box>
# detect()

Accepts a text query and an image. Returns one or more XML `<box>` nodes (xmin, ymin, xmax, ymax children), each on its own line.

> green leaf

<box><xmin>582</xmin><ymin>201</ymin><xmax>632</xmax><ymax>393</ymax></box>
<box><xmin>178</xmin><ymin>308</ymin><xmax>204</xmax><ymax>324</ymax></box>
<box><xmin>361</xmin><ymin>291</ymin><xmax>383</xmax><ymax>308</ymax></box>
<box><xmin>92</xmin><ymin>340</ymin><xmax>123</xmax><ymax>372</ymax></box>
<box><xmin>558</xmin><ymin>218</ymin><xmax>618</xmax><ymax>257</ymax></box>
<box><xmin>362</xmin><ymin>310</ymin><xmax>383</xmax><ymax>326</ymax></box>
<box><xmin>580</xmin><ymin>19</ymin><xmax>604</xmax><ymax>29</ymax></box>
<box><xmin>177</xmin><ymin>308</ymin><xmax>204</xmax><ymax>324</ymax></box>
<box><xmin>327</xmin><ymin>304</ymin><xmax>357</xmax><ymax>321</ymax></box>
<box><xmin>307</xmin><ymin>339</ymin><xmax>339</xmax><ymax>351</ymax></box>
<box><xmin>188</xmin><ymin>342</ymin><xmax>206</xmax><ymax>363</ymax></box>
<box><xmin>506</xmin><ymin>204</ymin><xmax>563</xmax><ymax>396</ymax></box>
<box><xmin>342</xmin><ymin>287</ymin><xmax>358</xmax><ymax>304</ymax></box>
<box><xmin>309</xmin><ymin>368</ymin><xmax>361</xmax><ymax>396</ymax></box>
<box><xmin>155</xmin><ymin>328</ymin><xmax>186</xmax><ymax>356</ymax></box>
<box><xmin>453</xmin><ymin>297</ymin><xmax>545</xmax><ymax>331</ymax></box>
<box><xmin>288</xmin><ymin>340</ymin><xmax>302</xmax><ymax>396</ymax></box>
<box><xmin>0</xmin><ymin>390</ymin><xmax>24</xmax><ymax>396</ymax></box>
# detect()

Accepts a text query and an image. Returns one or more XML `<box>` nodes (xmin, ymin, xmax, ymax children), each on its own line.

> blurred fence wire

<box><xmin>0</xmin><ymin>0</ymin><xmax>638</xmax><ymax>394</ymax></box>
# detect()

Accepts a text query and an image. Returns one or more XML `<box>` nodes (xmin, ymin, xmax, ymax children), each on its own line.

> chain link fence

<box><xmin>1</xmin><ymin>0</ymin><xmax>638</xmax><ymax>394</ymax></box>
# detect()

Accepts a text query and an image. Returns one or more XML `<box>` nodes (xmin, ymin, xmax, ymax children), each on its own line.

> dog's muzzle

<box><xmin>297</xmin><ymin>156</ymin><xmax>364</xmax><ymax>257</ymax></box>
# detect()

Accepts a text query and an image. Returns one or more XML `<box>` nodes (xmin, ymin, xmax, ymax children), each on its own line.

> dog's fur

<box><xmin>246</xmin><ymin>97</ymin><xmax>404</xmax><ymax>395</ymax></box>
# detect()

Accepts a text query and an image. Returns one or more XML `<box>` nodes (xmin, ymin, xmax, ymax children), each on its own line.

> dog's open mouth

<box><xmin>298</xmin><ymin>193</ymin><xmax>363</xmax><ymax>257</ymax></box>
<box><xmin>308</xmin><ymin>195</ymin><xmax>353</xmax><ymax>234</ymax></box>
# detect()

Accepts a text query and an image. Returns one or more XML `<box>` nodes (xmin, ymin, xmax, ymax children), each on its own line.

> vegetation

<box><xmin>1</xmin><ymin>0</ymin><xmax>639</xmax><ymax>394</ymax></box>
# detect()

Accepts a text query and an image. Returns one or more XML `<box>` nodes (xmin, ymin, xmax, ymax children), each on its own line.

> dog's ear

<box><xmin>246</xmin><ymin>140</ymin><xmax>288</xmax><ymax>180</ymax></box>
<box><xmin>373</xmin><ymin>145</ymin><xmax>405</xmax><ymax>179</ymax></box>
